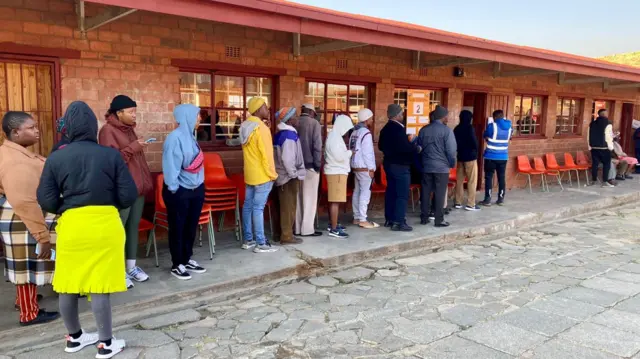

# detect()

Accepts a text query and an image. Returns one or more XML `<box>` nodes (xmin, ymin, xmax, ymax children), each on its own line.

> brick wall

<box><xmin>2</xmin><ymin>0</ymin><xmax>639</xmax><ymax>188</ymax></box>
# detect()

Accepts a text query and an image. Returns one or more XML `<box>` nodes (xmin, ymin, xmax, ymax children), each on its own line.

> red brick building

<box><xmin>2</xmin><ymin>0</ymin><xmax>640</xmax><ymax>188</ymax></box>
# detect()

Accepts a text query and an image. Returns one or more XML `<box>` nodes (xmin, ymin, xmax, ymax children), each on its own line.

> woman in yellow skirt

<box><xmin>37</xmin><ymin>101</ymin><xmax>138</xmax><ymax>359</ymax></box>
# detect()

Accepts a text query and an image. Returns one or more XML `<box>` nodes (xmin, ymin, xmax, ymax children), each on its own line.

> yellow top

<box><xmin>242</xmin><ymin>116</ymin><xmax>278</xmax><ymax>185</ymax></box>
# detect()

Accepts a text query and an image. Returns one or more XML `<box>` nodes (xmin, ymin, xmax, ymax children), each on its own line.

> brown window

<box><xmin>304</xmin><ymin>80</ymin><xmax>370</xmax><ymax>138</ymax></box>
<box><xmin>592</xmin><ymin>100</ymin><xmax>613</xmax><ymax>121</ymax></box>
<box><xmin>179</xmin><ymin>71</ymin><xmax>274</xmax><ymax>149</ymax></box>
<box><xmin>555</xmin><ymin>98</ymin><xmax>583</xmax><ymax>135</ymax></box>
<box><xmin>0</xmin><ymin>58</ymin><xmax>57</xmax><ymax>156</ymax></box>
<box><xmin>514</xmin><ymin>95</ymin><xmax>545</xmax><ymax>137</ymax></box>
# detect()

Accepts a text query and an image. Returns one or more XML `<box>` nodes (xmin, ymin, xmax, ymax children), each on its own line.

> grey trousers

<box><xmin>59</xmin><ymin>294</ymin><xmax>112</xmax><ymax>341</ymax></box>
<box><xmin>119</xmin><ymin>196</ymin><xmax>145</xmax><ymax>260</ymax></box>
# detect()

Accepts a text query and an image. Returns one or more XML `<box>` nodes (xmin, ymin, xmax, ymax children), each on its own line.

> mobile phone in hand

<box><xmin>35</xmin><ymin>243</ymin><xmax>56</xmax><ymax>260</ymax></box>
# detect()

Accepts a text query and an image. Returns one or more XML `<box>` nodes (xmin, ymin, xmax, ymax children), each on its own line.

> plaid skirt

<box><xmin>0</xmin><ymin>196</ymin><xmax>57</xmax><ymax>285</ymax></box>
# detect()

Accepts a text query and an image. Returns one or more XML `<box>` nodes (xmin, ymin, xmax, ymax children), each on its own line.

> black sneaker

<box><xmin>391</xmin><ymin>223</ymin><xmax>413</xmax><ymax>232</ymax></box>
<box><xmin>453</xmin><ymin>203</ymin><xmax>462</xmax><ymax>209</ymax></box>
<box><xmin>626</xmin><ymin>174</ymin><xmax>634</xmax><ymax>179</ymax></box>
<box><xmin>479</xmin><ymin>199</ymin><xmax>492</xmax><ymax>206</ymax></box>
<box><xmin>327</xmin><ymin>223</ymin><xmax>346</xmax><ymax>232</ymax></box>
<box><xmin>171</xmin><ymin>265</ymin><xmax>192</xmax><ymax>280</ymax></box>
<box><xmin>384</xmin><ymin>220</ymin><xmax>393</xmax><ymax>228</ymax></box>
<box><xmin>616</xmin><ymin>175</ymin><xmax>625</xmax><ymax>181</ymax></box>
<box><xmin>428</xmin><ymin>212</ymin><xmax>435</xmax><ymax>220</ymax></box>
<box><xmin>185</xmin><ymin>259</ymin><xmax>206</xmax><ymax>274</ymax></box>
<box><xmin>443</xmin><ymin>208</ymin><xmax>451</xmax><ymax>215</ymax></box>
<box><xmin>328</xmin><ymin>228</ymin><xmax>349</xmax><ymax>239</ymax></box>
<box><xmin>496</xmin><ymin>200</ymin><xmax>504</xmax><ymax>206</ymax></box>
<box><xmin>19</xmin><ymin>310</ymin><xmax>59</xmax><ymax>326</ymax></box>
<box><xmin>435</xmin><ymin>221</ymin><xmax>451</xmax><ymax>228</ymax></box>
<box><xmin>420</xmin><ymin>217</ymin><xmax>430</xmax><ymax>225</ymax></box>
<box><xmin>465</xmin><ymin>205</ymin><xmax>481</xmax><ymax>211</ymax></box>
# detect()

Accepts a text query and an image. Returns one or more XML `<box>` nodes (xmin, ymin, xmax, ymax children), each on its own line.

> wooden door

<box><xmin>463</xmin><ymin>92</ymin><xmax>488</xmax><ymax>190</ymax></box>
<box><xmin>620</xmin><ymin>103</ymin><xmax>635</xmax><ymax>155</ymax></box>
<box><xmin>0</xmin><ymin>59</ymin><xmax>56</xmax><ymax>156</ymax></box>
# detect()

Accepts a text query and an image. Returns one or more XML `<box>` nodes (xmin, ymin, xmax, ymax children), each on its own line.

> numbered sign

<box><xmin>413</xmin><ymin>102</ymin><xmax>425</xmax><ymax>115</ymax></box>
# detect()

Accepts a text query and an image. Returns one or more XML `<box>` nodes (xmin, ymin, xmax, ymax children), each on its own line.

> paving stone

<box><xmin>376</xmin><ymin>269</ymin><xmax>403</xmax><ymax>277</ymax></box>
<box><xmin>526</xmin><ymin>296</ymin><xmax>604</xmax><ymax>321</ymax></box>
<box><xmin>115</xmin><ymin>329</ymin><xmax>175</xmax><ymax>348</ymax></box>
<box><xmin>619</xmin><ymin>263</ymin><xmax>640</xmax><ymax>274</ymax></box>
<box><xmin>235</xmin><ymin>320</ymin><xmax>272</xmax><ymax>334</ymax></box>
<box><xmin>364</xmin><ymin>260</ymin><xmax>399</xmax><ymax>270</ymax></box>
<box><xmin>440</xmin><ymin>304</ymin><xmax>498</xmax><ymax>327</ymax></box>
<box><xmin>589</xmin><ymin>309</ymin><xmax>640</xmax><ymax>335</ymax></box>
<box><xmin>262</xmin><ymin>319</ymin><xmax>303</xmax><ymax>342</ymax></box>
<box><xmin>529</xmin><ymin>338</ymin><xmax>619</xmax><ymax>359</ymax></box>
<box><xmin>329</xmin><ymin>293</ymin><xmax>363</xmax><ymax>306</ymax></box>
<box><xmin>528</xmin><ymin>281</ymin><xmax>567</xmax><ymax>295</ymax></box>
<box><xmin>139</xmin><ymin>309</ymin><xmax>202</xmax><ymax>330</ymax></box>
<box><xmin>328</xmin><ymin>311</ymin><xmax>358</xmax><ymax>322</ymax></box>
<box><xmin>235</xmin><ymin>330</ymin><xmax>265</xmax><ymax>343</ymax></box>
<box><xmin>615</xmin><ymin>295</ymin><xmax>640</xmax><ymax>314</ymax></box>
<box><xmin>555</xmin><ymin>287</ymin><xmax>624</xmax><ymax>307</ymax></box>
<box><xmin>418</xmin><ymin>335</ymin><xmax>512</xmax><ymax>359</ymax></box>
<box><xmin>458</xmin><ymin>321</ymin><xmax>547</xmax><ymax>356</ymax></box>
<box><xmin>270</xmin><ymin>282</ymin><xmax>316</xmax><ymax>296</ymax></box>
<box><xmin>605</xmin><ymin>270</ymin><xmax>640</xmax><ymax>283</ymax></box>
<box><xmin>297</xmin><ymin>320</ymin><xmax>332</xmax><ymax>338</ymax></box>
<box><xmin>396</xmin><ymin>250</ymin><xmax>470</xmax><ymax>266</ymax></box>
<box><xmin>581</xmin><ymin>277</ymin><xmax>640</xmax><ymax>296</ymax></box>
<box><xmin>259</xmin><ymin>312</ymin><xmax>288</xmax><ymax>324</ymax></box>
<box><xmin>389</xmin><ymin>317</ymin><xmax>458</xmax><ymax>344</ymax></box>
<box><xmin>288</xmin><ymin>309</ymin><xmax>325</xmax><ymax>321</ymax></box>
<box><xmin>140</xmin><ymin>343</ymin><xmax>181</xmax><ymax>359</ymax></box>
<box><xmin>559</xmin><ymin>322</ymin><xmax>640</xmax><ymax>357</ymax></box>
<box><xmin>497</xmin><ymin>307</ymin><xmax>578</xmax><ymax>336</ymax></box>
<box><xmin>329</xmin><ymin>330</ymin><xmax>360</xmax><ymax>345</ymax></box>
<box><xmin>331</xmin><ymin>267</ymin><xmax>374</xmax><ymax>283</ymax></box>
<box><xmin>308</xmin><ymin>276</ymin><xmax>339</xmax><ymax>287</ymax></box>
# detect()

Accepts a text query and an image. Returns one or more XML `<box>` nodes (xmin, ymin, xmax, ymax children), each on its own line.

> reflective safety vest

<box><xmin>484</xmin><ymin>121</ymin><xmax>512</xmax><ymax>160</ymax></box>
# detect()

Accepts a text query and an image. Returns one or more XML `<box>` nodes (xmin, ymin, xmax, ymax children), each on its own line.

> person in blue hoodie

<box><xmin>480</xmin><ymin>109</ymin><xmax>512</xmax><ymax>206</ymax></box>
<box><xmin>162</xmin><ymin>104</ymin><xmax>207</xmax><ymax>281</ymax></box>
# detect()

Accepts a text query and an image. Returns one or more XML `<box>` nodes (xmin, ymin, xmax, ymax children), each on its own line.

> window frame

<box><xmin>555</xmin><ymin>97</ymin><xmax>584</xmax><ymax>137</ymax></box>
<box><xmin>512</xmin><ymin>93</ymin><xmax>547</xmax><ymax>139</ymax></box>
<box><xmin>592</xmin><ymin>99</ymin><xmax>614</xmax><ymax>122</ymax></box>
<box><xmin>392</xmin><ymin>85</ymin><xmax>448</xmax><ymax>126</ymax></box>
<box><xmin>303</xmin><ymin>78</ymin><xmax>374</xmax><ymax>140</ymax></box>
<box><xmin>178</xmin><ymin>67</ymin><xmax>279</xmax><ymax>151</ymax></box>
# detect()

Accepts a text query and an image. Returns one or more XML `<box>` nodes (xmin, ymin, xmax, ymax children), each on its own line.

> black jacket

<box><xmin>589</xmin><ymin>116</ymin><xmax>610</xmax><ymax>149</ymax></box>
<box><xmin>37</xmin><ymin>101</ymin><xmax>138</xmax><ymax>214</ymax></box>
<box><xmin>453</xmin><ymin>110</ymin><xmax>478</xmax><ymax>162</ymax></box>
<box><xmin>378</xmin><ymin>120</ymin><xmax>417</xmax><ymax>166</ymax></box>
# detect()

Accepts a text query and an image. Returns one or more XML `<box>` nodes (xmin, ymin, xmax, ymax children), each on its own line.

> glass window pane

<box><xmin>179</xmin><ymin>72</ymin><xmax>211</xmax><ymax>107</ymax></box>
<box><xmin>394</xmin><ymin>89</ymin><xmax>408</xmax><ymax>110</ymax></box>
<box><xmin>215</xmin><ymin>75</ymin><xmax>244</xmax><ymax>108</ymax></box>
<box><xmin>246</xmin><ymin>77</ymin><xmax>272</xmax><ymax>109</ymax></box>
<box><xmin>327</xmin><ymin>84</ymin><xmax>347</xmax><ymax>111</ymax></box>
<box><xmin>304</xmin><ymin>81</ymin><xmax>325</xmax><ymax>112</ymax></box>
<box><xmin>428</xmin><ymin>90</ymin><xmax>443</xmax><ymax>112</ymax></box>
<box><xmin>215</xmin><ymin>109</ymin><xmax>244</xmax><ymax>139</ymax></box>
<box><xmin>348</xmin><ymin>85</ymin><xmax>367</xmax><ymax>112</ymax></box>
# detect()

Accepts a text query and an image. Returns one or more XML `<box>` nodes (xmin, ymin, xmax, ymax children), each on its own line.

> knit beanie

<box><xmin>109</xmin><ymin>95</ymin><xmax>137</xmax><ymax>113</ymax></box>
<box><xmin>387</xmin><ymin>104</ymin><xmax>403</xmax><ymax>119</ymax></box>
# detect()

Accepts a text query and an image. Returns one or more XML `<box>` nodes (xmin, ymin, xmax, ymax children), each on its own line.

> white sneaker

<box><xmin>96</xmin><ymin>337</ymin><xmax>125</xmax><ymax>359</ymax></box>
<box><xmin>125</xmin><ymin>276</ymin><xmax>134</xmax><ymax>289</ymax></box>
<box><xmin>241</xmin><ymin>240</ymin><xmax>256</xmax><ymax>250</ymax></box>
<box><xmin>127</xmin><ymin>266</ymin><xmax>149</xmax><ymax>282</ymax></box>
<box><xmin>65</xmin><ymin>330</ymin><xmax>99</xmax><ymax>353</ymax></box>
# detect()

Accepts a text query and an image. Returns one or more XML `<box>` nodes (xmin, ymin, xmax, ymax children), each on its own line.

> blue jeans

<box><xmin>242</xmin><ymin>181</ymin><xmax>274</xmax><ymax>245</ymax></box>
<box><xmin>384</xmin><ymin>163</ymin><xmax>410</xmax><ymax>224</ymax></box>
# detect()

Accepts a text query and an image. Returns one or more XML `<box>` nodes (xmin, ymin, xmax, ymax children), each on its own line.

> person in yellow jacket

<box><xmin>239</xmin><ymin>97</ymin><xmax>278</xmax><ymax>253</ymax></box>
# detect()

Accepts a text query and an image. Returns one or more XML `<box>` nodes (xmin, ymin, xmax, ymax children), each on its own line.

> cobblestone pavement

<box><xmin>14</xmin><ymin>207</ymin><xmax>640</xmax><ymax>359</ymax></box>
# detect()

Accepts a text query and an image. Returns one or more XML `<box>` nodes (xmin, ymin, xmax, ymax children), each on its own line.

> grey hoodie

<box><xmin>273</xmin><ymin>123</ymin><xmax>305</xmax><ymax>186</ymax></box>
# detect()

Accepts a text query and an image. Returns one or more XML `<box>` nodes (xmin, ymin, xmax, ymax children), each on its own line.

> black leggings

<box><xmin>162</xmin><ymin>184</ymin><xmax>205</xmax><ymax>268</ymax></box>
<box><xmin>591</xmin><ymin>149</ymin><xmax>611</xmax><ymax>182</ymax></box>
<box><xmin>484</xmin><ymin>159</ymin><xmax>507</xmax><ymax>200</ymax></box>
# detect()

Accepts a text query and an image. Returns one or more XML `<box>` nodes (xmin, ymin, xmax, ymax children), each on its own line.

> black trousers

<box><xmin>484</xmin><ymin>159</ymin><xmax>507</xmax><ymax>201</ymax></box>
<box><xmin>591</xmin><ymin>149</ymin><xmax>611</xmax><ymax>182</ymax></box>
<box><xmin>421</xmin><ymin>173</ymin><xmax>449</xmax><ymax>225</ymax></box>
<box><xmin>162</xmin><ymin>184</ymin><xmax>205</xmax><ymax>267</ymax></box>
<box><xmin>384</xmin><ymin>163</ymin><xmax>410</xmax><ymax>224</ymax></box>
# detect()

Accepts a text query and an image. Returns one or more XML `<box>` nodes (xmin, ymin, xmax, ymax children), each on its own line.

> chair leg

<box><xmin>557</xmin><ymin>175</ymin><xmax>564</xmax><ymax>191</ymax></box>
<box><xmin>410</xmin><ymin>188</ymin><xmax>415</xmax><ymax>212</ymax></box>
<box><xmin>235</xmin><ymin>193</ymin><xmax>242</xmax><ymax>242</ymax></box>
<box><xmin>526</xmin><ymin>174</ymin><xmax>532</xmax><ymax>193</ymax></box>
<box><xmin>575</xmin><ymin>170</ymin><xmax>580</xmax><ymax>187</ymax></box>
<box><xmin>219</xmin><ymin>212</ymin><xmax>225</xmax><ymax>232</ymax></box>
<box><xmin>208</xmin><ymin>213</ymin><xmax>215</xmax><ymax>259</ymax></box>
<box><xmin>145</xmin><ymin>229</ymin><xmax>153</xmax><ymax>258</ymax></box>
<box><xmin>198</xmin><ymin>224</ymin><xmax>203</xmax><ymax>247</ymax></box>
<box><xmin>268</xmin><ymin>204</ymin><xmax>274</xmax><ymax>241</ymax></box>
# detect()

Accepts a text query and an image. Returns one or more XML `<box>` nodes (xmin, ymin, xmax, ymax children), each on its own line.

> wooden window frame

<box><xmin>555</xmin><ymin>97</ymin><xmax>584</xmax><ymax>137</ymax></box>
<box><xmin>592</xmin><ymin>99</ymin><xmax>614</xmax><ymax>122</ymax></box>
<box><xmin>178</xmin><ymin>67</ymin><xmax>279</xmax><ymax>152</ymax></box>
<box><xmin>513</xmin><ymin>93</ymin><xmax>547</xmax><ymax>139</ymax></box>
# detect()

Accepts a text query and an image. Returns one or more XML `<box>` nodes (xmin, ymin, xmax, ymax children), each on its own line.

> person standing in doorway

<box><xmin>417</xmin><ymin>105</ymin><xmax>456</xmax><ymax>227</ymax></box>
<box><xmin>480</xmin><ymin>110</ymin><xmax>512</xmax><ymax>206</ymax></box>
<box><xmin>99</xmin><ymin>95</ymin><xmax>153</xmax><ymax>288</ymax></box>
<box><xmin>379</xmin><ymin>104</ymin><xmax>420</xmax><ymax>232</ymax></box>
<box><xmin>162</xmin><ymin>104</ymin><xmax>207</xmax><ymax>280</ymax></box>
<box><xmin>294</xmin><ymin>104</ymin><xmax>322</xmax><ymax>237</ymax></box>
<box><xmin>453</xmin><ymin>110</ymin><xmax>480</xmax><ymax>211</ymax></box>
<box><xmin>350</xmin><ymin>108</ymin><xmax>378</xmax><ymax>229</ymax></box>
<box><xmin>325</xmin><ymin>114</ymin><xmax>354</xmax><ymax>238</ymax></box>
<box><xmin>273</xmin><ymin>107</ymin><xmax>305</xmax><ymax>245</ymax></box>
<box><xmin>240</xmin><ymin>97</ymin><xmax>278</xmax><ymax>252</ymax></box>
<box><xmin>588</xmin><ymin>109</ymin><xmax>615</xmax><ymax>187</ymax></box>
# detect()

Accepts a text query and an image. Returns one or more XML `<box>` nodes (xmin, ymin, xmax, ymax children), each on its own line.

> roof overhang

<box><xmin>84</xmin><ymin>0</ymin><xmax>640</xmax><ymax>83</ymax></box>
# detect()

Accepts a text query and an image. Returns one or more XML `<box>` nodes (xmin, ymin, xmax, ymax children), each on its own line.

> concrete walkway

<box><xmin>2</xmin><ymin>179</ymin><xmax>640</xmax><ymax>352</ymax></box>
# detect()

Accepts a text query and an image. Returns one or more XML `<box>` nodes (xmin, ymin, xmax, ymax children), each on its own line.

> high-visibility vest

<box><xmin>484</xmin><ymin>122</ymin><xmax>512</xmax><ymax>159</ymax></box>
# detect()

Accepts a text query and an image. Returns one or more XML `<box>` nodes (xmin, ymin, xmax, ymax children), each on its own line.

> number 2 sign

<box><xmin>413</xmin><ymin>102</ymin><xmax>424</xmax><ymax>115</ymax></box>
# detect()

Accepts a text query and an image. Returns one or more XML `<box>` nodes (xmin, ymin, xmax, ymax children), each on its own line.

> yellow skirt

<box><xmin>52</xmin><ymin>206</ymin><xmax>126</xmax><ymax>294</ymax></box>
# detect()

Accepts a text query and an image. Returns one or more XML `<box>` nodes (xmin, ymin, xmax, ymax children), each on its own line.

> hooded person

<box><xmin>324</xmin><ymin>114</ymin><xmax>354</xmax><ymax>238</ymax></box>
<box><xmin>349</xmin><ymin>108</ymin><xmax>378</xmax><ymax>229</ymax></box>
<box><xmin>239</xmin><ymin>97</ymin><xmax>278</xmax><ymax>253</ymax></box>
<box><xmin>588</xmin><ymin>108</ymin><xmax>615</xmax><ymax>187</ymax></box>
<box><xmin>481</xmin><ymin>109</ymin><xmax>513</xmax><ymax>206</ymax></box>
<box><xmin>37</xmin><ymin>101</ymin><xmax>138</xmax><ymax>357</ymax></box>
<box><xmin>51</xmin><ymin>116</ymin><xmax>70</xmax><ymax>153</ymax></box>
<box><xmin>453</xmin><ymin>110</ymin><xmax>480</xmax><ymax>211</ymax></box>
<box><xmin>162</xmin><ymin>104</ymin><xmax>207</xmax><ymax>280</ymax></box>
<box><xmin>273</xmin><ymin>107</ymin><xmax>305</xmax><ymax>245</ymax></box>
<box><xmin>99</xmin><ymin>95</ymin><xmax>154</xmax><ymax>287</ymax></box>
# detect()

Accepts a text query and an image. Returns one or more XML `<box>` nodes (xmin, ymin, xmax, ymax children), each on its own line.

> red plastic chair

<box><xmin>545</xmin><ymin>153</ymin><xmax>572</xmax><ymax>186</ymax></box>
<box><xmin>534</xmin><ymin>157</ymin><xmax>563</xmax><ymax>192</ymax></box>
<box><xmin>515</xmin><ymin>155</ymin><xmax>545</xmax><ymax>193</ymax></box>
<box><xmin>203</xmin><ymin>152</ymin><xmax>240</xmax><ymax>247</ymax></box>
<box><xmin>139</xmin><ymin>218</ymin><xmax>157</xmax><ymax>267</ymax></box>
<box><xmin>370</xmin><ymin>165</ymin><xmax>387</xmax><ymax>210</ymax></box>
<box><xmin>204</xmin><ymin>152</ymin><xmax>235</xmax><ymax>189</ymax></box>
<box><xmin>564</xmin><ymin>152</ymin><xmax>590</xmax><ymax>186</ymax></box>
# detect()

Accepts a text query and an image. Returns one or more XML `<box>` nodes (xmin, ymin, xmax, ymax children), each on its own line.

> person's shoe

<box><xmin>587</xmin><ymin>181</ymin><xmax>597</xmax><ymax>186</ymax></box>
<box><xmin>185</xmin><ymin>259</ymin><xmax>206</xmax><ymax>274</ymax></box>
<box><xmin>96</xmin><ymin>337</ymin><xmax>125</xmax><ymax>359</ymax></box>
<box><xmin>465</xmin><ymin>205</ymin><xmax>481</xmax><ymax>211</ymax></box>
<box><xmin>435</xmin><ymin>221</ymin><xmax>451</xmax><ymax>228</ymax></box>
<box><xmin>602</xmin><ymin>180</ymin><xmax>616</xmax><ymax>188</ymax></box>
<box><xmin>443</xmin><ymin>208</ymin><xmax>451</xmax><ymax>215</ymax></box>
<box><xmin>328</xmin><ymin>228</ymin><xmax>349</xmax><ymax>239</ymax></box>
<box><xmin>65</xmin><ymin>330</ymin><xmax>99</xmax><ymax>353</ymax></box>
<box><xmin>241</xmin><ymin>240</ymin><xmax>257</xmax><ymax>250</ymax></box>
<box><xmin>391</xmin><ymin>223</ymin><xmax>413</xmax><ymax>232</ymax></box>
<box><xmin>171</xmin><ymin>265</ymin><xmax>192</xmax><ymax>280</ymax></box>
<box><xmin>359</xmin><ymin>221</ymin><xmax>380</xmax><ymax>229</ymax></box>
<box><xmin>496</xmin><ymin>199</ymin><xmax>505</xmax><ymax>206</ymax></box>
<box><xmin>127</xmin><ymin>266</ymin><xmax>149</xmax><ymax>282</ymax></box>
<box><xmin>384</xmin><ymin>220</ymin><xmax>393</xmax><ymax>228</ymax></box>
<box><xmin>453</xmin><ymin>203</ymin><xmax>462</xmax><ymax>209</ymax></box>
<box><xmin>420</xmin><ymin>218</ymin><xmax>430</xmax><ymax>225</ymax></box>
<box><xmin>616</xmin><ymin>175</ymin><xmax>626</xmax><ymax>181</ymax></box>
<box><xmin>125</xmin><ymin>276</ymin><xmax>134</xmax><ymax>289</ymax></box>
<box><xmin>254</xmin><ymin>242</ymin><xmax>279</xmax><ymax>253</ymax></box>
<box><xmin>352</xmin><ymin>219</ymin><xmax>361</xmax><ymax>225</ymax></box>
<box><xmin>300</xmin><ymin>231</ymin><xmax>322</xmax><ymax>237</ymax></box>
<box><xmin>428</xmin><ymin>212</ymin><xmax>435</xmax><ymax>220</ymax></box>
<box><xmin>626</xmin><ymin>174</ymin><xmax>634</xmax><ymax>179</ymax></box>
<box><xmin>20</xmin><ymin>310</ymin><xmax>60</xmax><ymax>326</ymax></box>
<box><xmin>479</xmin><ymin>199</ymin><xmax>492</xmax><ymax>206</ymax></box>
<box><xmin>280</xmin><ymin>237</ymin><xmax>304</xmax><ymax>244</ymax></box>
<box><xmin>327</xmin><ymin>224</ymin><xmax>346</xmax><ymax>232</ymax></box>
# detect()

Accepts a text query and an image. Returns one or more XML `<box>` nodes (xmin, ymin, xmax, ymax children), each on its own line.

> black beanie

<box><xmin>109</xmin><ymin>95</ymin><xmax>137</xmax><ymax>113</ymax></box>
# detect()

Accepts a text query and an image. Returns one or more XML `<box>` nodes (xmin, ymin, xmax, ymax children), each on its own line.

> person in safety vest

<box><xmin>480</xmin><ymin>109</ymin><xmax>512</xmax><ymax>206</ymax></box>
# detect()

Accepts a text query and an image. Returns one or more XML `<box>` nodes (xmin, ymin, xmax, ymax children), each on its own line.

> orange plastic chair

<box><xmin>370</xmin><ymin>165</ymin><xmax>387</xmax><ymax>210</ymax></box>
<box><xmin>576</xmin><ymin>151</ymin><xmax>591</xmax><ymax>167</ymax></box>
<box><xmin>515</xmin><ymin>155</ymin><xmax>545</xmax><ymax>193</ymax></box>
<box><xmin>563</xmin><ymin>153</ymin><xmax>589</xmax><ymax>187</ymax></box>
<box><xmin>545</xmin><ymin>153</ymin><xmax>572</xmax><ymax>186</ymax></box>
<box><xmin>204</xmin><ymin>152</ymin><xmax>236</xmax><ymax>189</ymax></box>
<box><xmin>139</xmin><ymin>218</ymin><xmax>157</xmax><ymax>267</ymax></box>
<box><xmin>203</xmin><ymin>153</ymin><xmax>241</xmax><ymax>246</ymax></box>
<box><xmin>534</xmin><ymin>157</ymin><xmax>563</xmax><ymax>192</ymax></box>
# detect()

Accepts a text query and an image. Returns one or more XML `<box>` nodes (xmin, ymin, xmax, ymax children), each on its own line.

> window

<box><xmin>179</xmin><ymin>71</ymin><xmax>273</xmax><ymax>148</ymax></box>
<box><xmin>514</xmin><ymin>95</ymin><xmax>544</xmax><ymax>136</ymax></box>
<box><xmin>304</xmin><ymin>81</ymin><xmax>370</xmax><ymax>136</ymax></box>
<box><xmin>592</xmin><ymin>100</ymin><xmax>612</xmax><ymax>121</ymax></box>
<box><xmin>393</xmin><ymin>88</ymin><xmax>444</xmax><ymax>120</ymax></box>
<box><xmin>555</xmin><ymin>98</ymin><xmax>583</xmax><ymax>135</ymax></box>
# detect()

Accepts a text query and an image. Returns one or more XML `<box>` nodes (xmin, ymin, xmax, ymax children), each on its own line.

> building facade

<box><xmin>1</xmin><ymin>0</ymin><xmax>640</xmax><ymax>189</ymax></box>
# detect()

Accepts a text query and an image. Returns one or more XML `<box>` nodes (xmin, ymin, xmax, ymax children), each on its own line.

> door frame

<box><xmin>462</xmin><ymin>91</ymin><xmax>488</xmax><ymax>190</ymax></box>
<box><xmin>620</xmin><ymin>102</ymin><xmax>635</xmax><ymax>155</ymax></box>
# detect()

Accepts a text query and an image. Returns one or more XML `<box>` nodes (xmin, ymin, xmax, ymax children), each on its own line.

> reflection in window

<box><xmin>556</xmin><ymin>98</ymin><xmax>582</xmax><ymax>135</ymax></box>
<box><xmin>514</xmin><ymin>95</ymin><xmax>544</xmax><ymax>136</ymax></box>
<box><xmin>304</xmin><ymin>81</ymin><xmax>370</xmax><ymax>137</ymax></box>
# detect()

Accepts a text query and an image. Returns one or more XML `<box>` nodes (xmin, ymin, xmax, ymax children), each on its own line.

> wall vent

<box><xmin>225</xmin><ymin>46</ymin><xmax>241</xmax><ymax>58</ymax></box>
<box><xmin>336</xmin><ymin>59</ymin><xmax>348</xmax><ymax>69</ymax></box>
